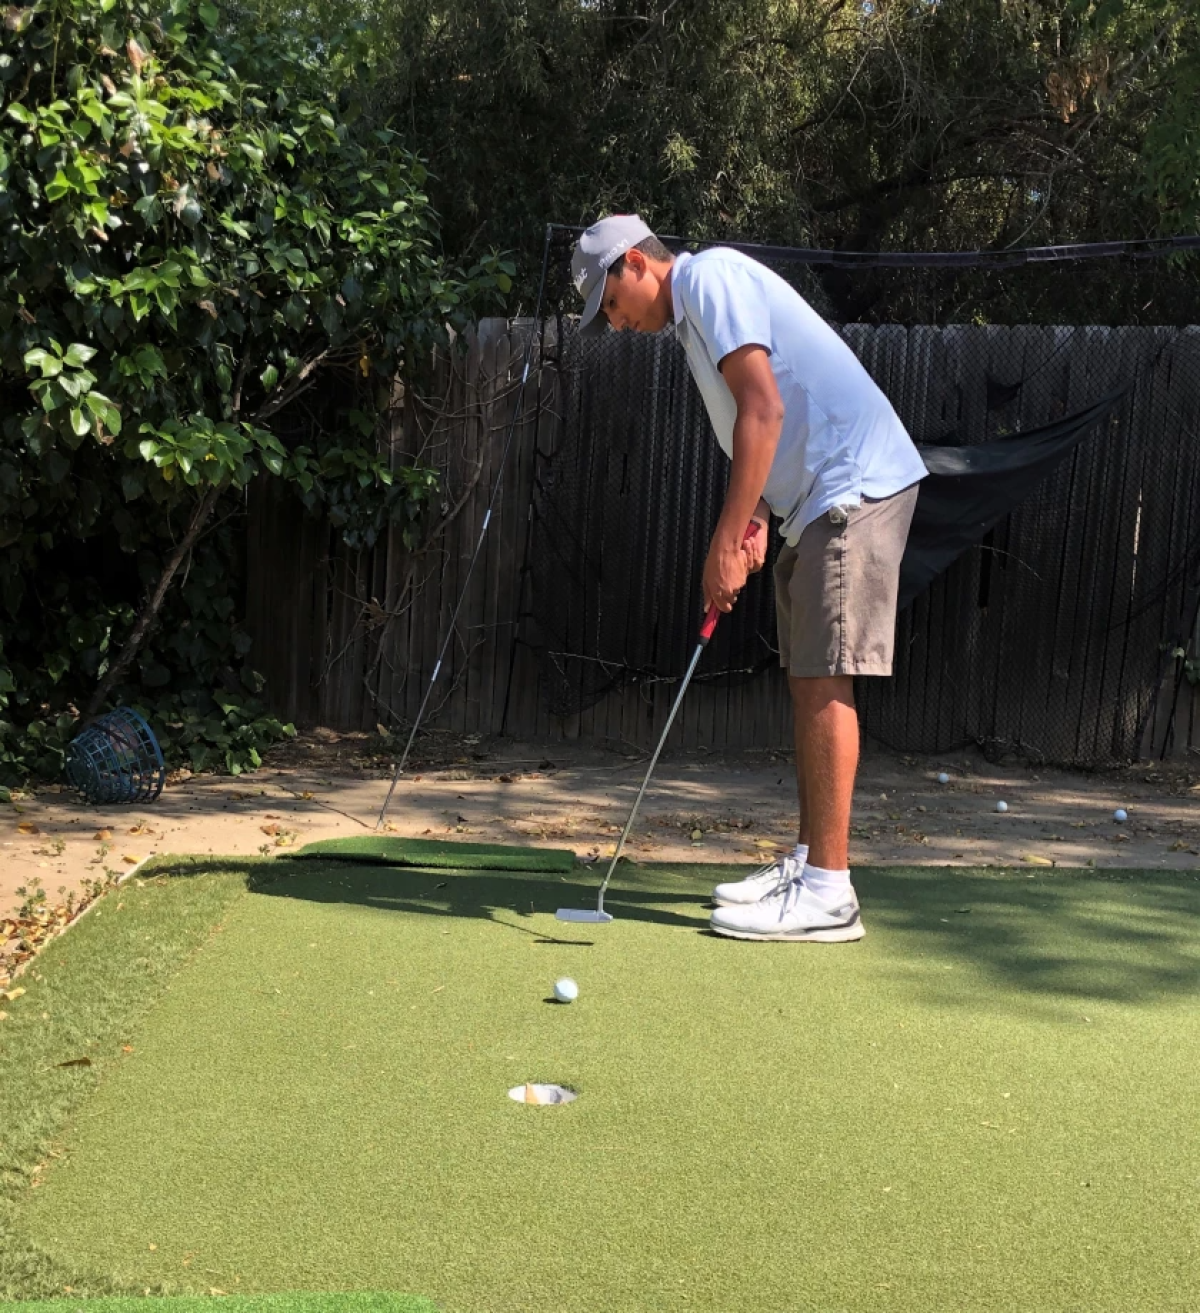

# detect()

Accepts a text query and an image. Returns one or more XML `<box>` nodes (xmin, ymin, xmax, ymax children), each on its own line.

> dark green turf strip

<box><xmin>293</xmin><ymin>836</ymin><xmax>575</xmax><ymax>872</ymax></box>
<box><xmin>4</xmin><ymin>1296</ymin><xmax>436</xmax><ymax>1313</ymax></box>
<box><xmin>12</xmin><ymin>861</ymin><xmax>1200</xmax><ymax>1312</ymax></box>
<box><xmin>0</xmin><ymin>859</ymin><xmax>251</xmax><ymax>1302</ymax></box>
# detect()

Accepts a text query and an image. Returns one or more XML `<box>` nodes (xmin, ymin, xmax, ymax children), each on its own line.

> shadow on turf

<box><xmin>857</xmin><ymin>863</ymin><xmax>1200</xmax><ymax>1011</ymax></box>
<box><xmin>245</xmin><ymin>856</ymin><xmax>713</xmax><ymax>932</ymax></box>
<box><xmin>150</xmin><ymin>856</ymin><xmax>1200</xmax><ymax>1008</ymax></box>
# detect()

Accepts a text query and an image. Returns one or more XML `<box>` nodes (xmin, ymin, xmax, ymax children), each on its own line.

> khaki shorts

<box><xmin>774</xmin><ymin>484</ymin><xmax>920</xmax><ymax>678</ymax></box>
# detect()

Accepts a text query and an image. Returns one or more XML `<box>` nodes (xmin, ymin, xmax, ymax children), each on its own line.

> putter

<box><xmin>557</xmin><ymin>520</ymin><xmax>762</xmax><ymax>923</ymax></box>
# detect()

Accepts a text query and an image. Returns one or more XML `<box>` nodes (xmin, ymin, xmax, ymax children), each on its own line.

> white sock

<box><xmin>802</xmin><ymin>863</ymin><xmax>852</xmax><ymax>901</ymax></box>
<box><xmin>789</xmin><ymin>843</ymin><xmax>809</xmax><ymax>871</ymax></box>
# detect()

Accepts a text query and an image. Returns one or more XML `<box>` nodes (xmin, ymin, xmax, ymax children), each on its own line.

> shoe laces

<box><xmin>762</xmin><ymin>856</ymin><xmax>805</xmax><ymax>911</ymax></box>
<box><xmin>747</xmin><ymin>857</ymin><xmax>791</xmax><ymax>889</ymax></box>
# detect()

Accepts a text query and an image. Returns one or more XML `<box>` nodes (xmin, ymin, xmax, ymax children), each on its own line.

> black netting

<box><xmin>522</xmin><ymin>229</ymin><xmax>1200</xmax><ymax>767</ymax></box>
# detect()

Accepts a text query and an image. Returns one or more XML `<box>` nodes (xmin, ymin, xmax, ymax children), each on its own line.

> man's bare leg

<box><xmin>789</xmin><ymin>674</ymin><xmax>858</xmax><ymax>871</ymax></box>
<box><xmin>794</xmin><ymin>688</ymin><xmax>809</xmax><ymax>848</ymax></box>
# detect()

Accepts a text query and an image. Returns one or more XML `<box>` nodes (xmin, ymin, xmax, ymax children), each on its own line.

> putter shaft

<box><xmin>581</xmin><ymin>519</ymin><xmax>764</xmax><ymax>920</ymax></box>
<box><xmin>590</xmin><ymin>635</ymin><xmax>708</xmax><ymax>918</ymax></box>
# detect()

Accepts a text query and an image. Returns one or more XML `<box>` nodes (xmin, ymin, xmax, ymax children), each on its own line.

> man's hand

<box><xmin>703</xmin><ymin>536</ymin><xmax>751</xmax><ymax>614</ymax></box>
<box><xmin>744</xmin><ymin>502</ymin><xmax>770</xmax><ymax>574</ymax></box>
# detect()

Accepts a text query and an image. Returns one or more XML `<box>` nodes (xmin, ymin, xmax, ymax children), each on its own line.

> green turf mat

<box><xmin>0</xmin><ymin>857</ymin><xmax>252</xmax><ymax>1303</ymax></box>
<box><xmin>3</xmin><ymin>1296</ymin><xmax>437</xmax><ymax>1313</ymax></box>
<box><xmin>292</xmin><ymin>835</ymin><xmax>575</xmax><ymax>872</ymax></box>
<box><xmin>10</xmin><ymin>860</ymin><xmax>1200</xmax><ymax>1312</ymax></box>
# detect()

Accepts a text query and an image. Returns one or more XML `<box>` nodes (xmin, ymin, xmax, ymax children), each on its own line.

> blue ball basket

<box><xmin>65</xmin><ymin>707</ymin><xmax>165</xmax><ymax>805</ymax></box>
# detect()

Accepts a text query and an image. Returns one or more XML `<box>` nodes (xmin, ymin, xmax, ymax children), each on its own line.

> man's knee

<box><xmin>788</xmin><ymin>673</ymin><xmax>855</xmax><ymax>714</ymax></box>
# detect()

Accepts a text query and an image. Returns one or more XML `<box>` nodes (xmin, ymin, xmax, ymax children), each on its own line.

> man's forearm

<box><xmin>714</xmin><ymin>410</ymin><xmax>780</xmax><ymax>546</ymax></box>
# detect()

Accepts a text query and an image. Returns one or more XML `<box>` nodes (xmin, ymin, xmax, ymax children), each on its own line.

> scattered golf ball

<box><xmin>995</xmin><ymin>800</ymin><xmax>1008</xmax><ymax>813</ymax></box>
<box><xmin>937</xmin><ymin>772</ymin><xmax>950</xmax><ymax>784</ymax></box>
<box><xmin>553</xmin><ymin>977</ymin><xmax>579</xmax><ymax>1004</ymax></box>
<box><xmin>1113</xmin><ymin>808</ymin><xmax>1128</xmax><ymax>823</ymax></box>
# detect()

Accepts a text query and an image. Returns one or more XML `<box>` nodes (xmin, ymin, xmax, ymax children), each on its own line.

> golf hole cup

<box><xmin>509</xmin><ymin>1083</ymin><xmax>578</xmax><ymax>1106</ymax></box>
<box><xmin>553</xmin><ymin>977</ymin><xmax>579</xmax><ymax>1004</ymax></box>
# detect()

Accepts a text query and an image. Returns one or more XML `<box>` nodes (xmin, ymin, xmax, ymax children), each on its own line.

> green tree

<box><xmin>247</xmin><ymin>0</ymin><xmax>1199</xmax><ymax>321</ymax></box>
<box><xmin>0</xmin><ymin>0</ymin><xmax>513</xmax><ymax>780</ymax></box>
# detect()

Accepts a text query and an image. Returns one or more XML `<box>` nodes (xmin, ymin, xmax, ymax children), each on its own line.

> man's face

<box><xmin>601</xmin><ymin>253</ymin><xmax>670</xmax><ymax>333</ymax></box>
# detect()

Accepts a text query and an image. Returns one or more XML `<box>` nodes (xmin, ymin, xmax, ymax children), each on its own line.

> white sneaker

<box><xmin>710</xmin><ymin>879</ymin><xmax>865</xmax><ymax>942</ymax></box>
<box><xmin>711</xmin><ymin>855</ymin><xmax>803</xmax><ymax>908</ymax></box>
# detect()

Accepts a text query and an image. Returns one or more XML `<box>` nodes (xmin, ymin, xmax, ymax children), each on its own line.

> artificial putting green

<box><xmin>6</xmin><ymin>856</ymin><xmax>1200</xmax><ymax>1312</ymax></box>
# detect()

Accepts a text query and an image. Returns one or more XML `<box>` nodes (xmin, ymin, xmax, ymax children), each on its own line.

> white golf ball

<box><xmin>553</xmin><ymin>977</ymin><xmax>579</xmax><ymax>1004</ymax></box>
<box><xmin>937</xmin><ymin>772</ymin><xmax>950</xmax><ymax>784</ymax></box>
<box><xmin>995</xmin><ymin>800</ymin><xmax>1008</xmax><ymax>813</ymax></box>
<box><xmin>1113</xmin><ymin>808</ymin><xmax>1128</xmax><ymax>823</ymax></box>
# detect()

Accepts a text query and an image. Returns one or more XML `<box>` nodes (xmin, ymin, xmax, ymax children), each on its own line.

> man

<box><xmin>571</xmin><ymin>214</ymin><xmax>926</xmax><ymax>942</ymax></box>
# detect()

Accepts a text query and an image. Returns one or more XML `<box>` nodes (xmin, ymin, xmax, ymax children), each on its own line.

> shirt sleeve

<box><xmin>677</xmin><ymin>257</ymin><xmax>773</xmax><ymax>368</ymax></box>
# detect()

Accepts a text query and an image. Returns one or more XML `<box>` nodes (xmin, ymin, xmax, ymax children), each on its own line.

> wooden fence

<box><xmin>244</xmin><ymin>319</ymin><xmax>1200</xmax><ymax>762</ymax></box>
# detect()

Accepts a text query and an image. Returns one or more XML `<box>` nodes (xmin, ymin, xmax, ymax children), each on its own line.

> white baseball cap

<box><xmin>571</xmin><ymin>214</ymin><xmax>655</xmax><ymax>336</ymax></box>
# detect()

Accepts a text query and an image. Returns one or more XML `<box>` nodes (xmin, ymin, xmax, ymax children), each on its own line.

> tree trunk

<box><xmin>85</xmin><ymin>483</ymin><xmax>224</xmax><ymax>718</ymax></box>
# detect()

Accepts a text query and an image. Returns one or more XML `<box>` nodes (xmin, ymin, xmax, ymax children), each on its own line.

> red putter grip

<box><xmin>699</xmin><ymin>520</ymin><xmax>763</xmax><ymax>644</ymax></box>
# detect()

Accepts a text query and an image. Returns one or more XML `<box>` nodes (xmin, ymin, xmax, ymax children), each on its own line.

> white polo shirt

<box><xmin>670</xmin><ymin>248</ymin><xmax>927</xmax><ymax>544</ymax></box>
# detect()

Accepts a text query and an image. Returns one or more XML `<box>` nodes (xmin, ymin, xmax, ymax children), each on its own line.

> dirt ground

<box><xmin>3</xmin><ymin>728</ymin><xmax>1198</xmax><ymax>980</ymax></box>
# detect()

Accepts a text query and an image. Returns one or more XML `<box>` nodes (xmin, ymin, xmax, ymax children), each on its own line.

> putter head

<box><xmin>555</xmin><ymin>908</ymin><xmax>614</xmax><ymax>924</ymax></box>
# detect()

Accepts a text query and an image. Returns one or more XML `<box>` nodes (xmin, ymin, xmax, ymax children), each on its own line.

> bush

<box><xmin>0</xmin><ymin>0</ymin><xmax>513</xmax><ymax>783</ymax></box>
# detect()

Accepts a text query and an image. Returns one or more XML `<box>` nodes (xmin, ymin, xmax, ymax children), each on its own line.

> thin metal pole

<box><xmin>376</xmin><ymin>227</ymin><xmax>554</xmax><ymax>829</ymax></box>
<box><xmin>591</xmin><ymin>635</ymin><xmax>707</xmax><ymax>918</ymax></box>
<box><xmin>560</xmin><ymin>521</ymin><xmax>759</xmax><ymax>921</ymax></box>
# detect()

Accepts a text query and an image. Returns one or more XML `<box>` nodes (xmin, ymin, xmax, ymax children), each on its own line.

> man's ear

<box><xmin>623</xmin><ymin>247</ymin><xmax>647</xmax><ymax>276</ymax></box>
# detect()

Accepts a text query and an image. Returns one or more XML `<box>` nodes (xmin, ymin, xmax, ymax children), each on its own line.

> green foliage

<box><xmin>255</xmin><ymin>0</ymin><xmax>1199</xmax><ymax>321</ymax></box>
<box><xmin>0</xmin><ymin>0</ymin><xmax>513</xmax><ymax>783</ymax></box>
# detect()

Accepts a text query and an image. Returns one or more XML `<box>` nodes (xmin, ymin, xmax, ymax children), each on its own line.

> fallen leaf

<box><xmin>123</xmin><ymin>854</ymin><xmax>140</xmax><ymax>864</ymax></box>
<box><xmin>753</xmin><ymin>839</ymin><xmax>780</xmax><ymax>850</ymax></box>
<box><xmin>56</xmin><ymin>1056</ymin><xmax>92</xmax><ymax>1068</ymax></box>
<box><xmin>121</xmin><ymin>1045</ymin><xmax>134</xmax><ymax>1053</ymax></box>
<box><xmin>260</xmin><ymin>823</ymin><xmax>281</xmax><ymax>836</ymax></box>
<box><xmin>17</xmin><ymin>821</ymin><xmax>38</xmax><ymax>835</ymax></box>
<box><xmin>690</xmin><ymin>829</ymin><xmax>703</xmax><ymax>841</ymax></box>
<box><xmin>94</xmin><ymin>829</ymin><xmax>112</xmax><ymax>841</ymax></box>
<box><xmin>1023</xmin><ymin>854</ymin><xmax>1055</xmax><ymax>866</ymax></box>
<box><xmin>3</xmin><ymin>987</ymin><xmax>26</xmax><ymax>1001</ymax></box>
